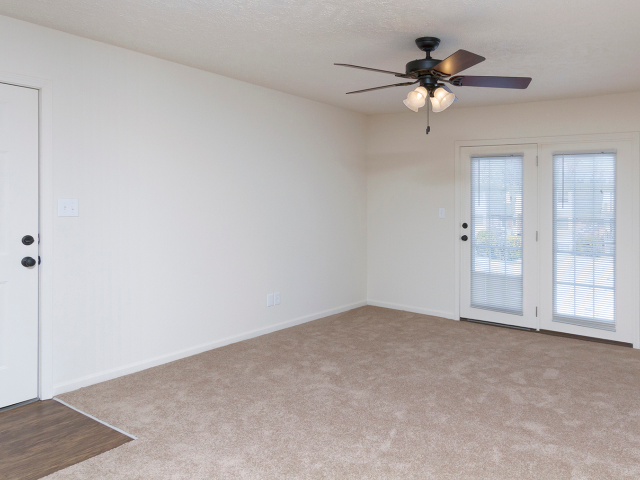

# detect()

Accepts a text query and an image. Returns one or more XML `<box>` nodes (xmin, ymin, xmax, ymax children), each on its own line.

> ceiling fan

<box><xmin>335</xmin><ymin>37</ymin><xmax>531</xmax><ymax>133</ymax></box>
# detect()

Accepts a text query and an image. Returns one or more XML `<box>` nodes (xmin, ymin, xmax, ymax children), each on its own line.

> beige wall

<box><xmin>0</xmin><ymin>15</ymin><xmax>368</xmax><ymax>394</ymax></box>
<box><xmin>366</xmin><ymin>91</ymin><xmax>640</xmax><ymax>318</ymax></box>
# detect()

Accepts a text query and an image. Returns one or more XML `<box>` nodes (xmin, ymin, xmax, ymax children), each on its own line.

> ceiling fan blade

<box><xmin>346</xmin><ymin>81</ymin><xmax>418</xmax><ymax>94</ymax></box>
<box><xmin>335</xmin><ymin>63</ymin><xmax>410</xmax><ymax>78</ymax></box>
<box><xmin>432</xmin><ymin>50</ymin><xmax>485</xmax><ymax>76</ymax></box>
<box><xmin>449</xmin><ymin>75</ymin><xmax>532</xmax><ymax>89</ymax></box>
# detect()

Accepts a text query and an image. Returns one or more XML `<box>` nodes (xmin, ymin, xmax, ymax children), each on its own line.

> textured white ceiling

<box><xmin>1</xmin><ymin>0</ymin><xmax>639</xmax><ymax>114</ymax></box>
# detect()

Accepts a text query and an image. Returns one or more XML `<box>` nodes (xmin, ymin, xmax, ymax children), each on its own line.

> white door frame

<box><xmin>455</xmin><ymin>133</ymin><xmax>640</xmax><ymax>347</ymax></box>
<box><xmin>0</xmin><ymin>72</ymin><xmax>54</xmax><ymax>399</ymax></box>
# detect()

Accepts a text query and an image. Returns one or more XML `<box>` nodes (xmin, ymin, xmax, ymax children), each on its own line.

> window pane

<box><xmin>470</xmin><ymin>156</ymin><xmax>523</xmax><ymax>315</ymax></box>
<box><xmin>553</xmin><ymin>153</ymin><xmax>616</xmax><ymax>331</ymax></box>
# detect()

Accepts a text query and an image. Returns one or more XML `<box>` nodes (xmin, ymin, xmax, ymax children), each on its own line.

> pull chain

<box><xmin>426</xmin><ymin>94</ymin><xmax>431</xmax><ymax>134</ymax></box>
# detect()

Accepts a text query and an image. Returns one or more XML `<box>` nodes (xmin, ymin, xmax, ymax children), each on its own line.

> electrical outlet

<box><xmin>267</xmin><ymin>293</ymin><xmax>274</xmax><ymax>307</ymax></box>
<box><xmin>274</xmin><ymin>292</ymin><xmax>281</xmax><ymax>305</ymax></box>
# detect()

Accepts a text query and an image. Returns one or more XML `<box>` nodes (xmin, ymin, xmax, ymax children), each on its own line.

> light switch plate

<box><xmin>438</xmin><ymin>207</ymin><xmax>445</xmax><ymax>218</ymax></box>
<box><xmin>58</xmin><ymin>199</ymin><xmax>79</xmax><ymax>217</ymax></box>
<box><xmin>267</xmin><ymin>293</ymin><xmax>274</xmax><ymax>307</ymax></box>
<box><xmin>274</xmin><ymin>292</ymin><xmax>281</xmax><ymax>305</ymax></box>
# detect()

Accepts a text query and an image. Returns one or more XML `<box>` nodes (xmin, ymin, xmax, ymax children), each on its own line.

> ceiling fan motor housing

<box><xmin>406</xmin><ymin>58</ymin><xmax>441</xmax><ymax>80</ymax></box>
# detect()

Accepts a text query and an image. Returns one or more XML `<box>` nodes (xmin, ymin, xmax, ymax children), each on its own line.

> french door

<box><xmin>0</xmin><ymin>83</ymin><xmax>39</xmax><ymax>409</ymax></box>
<box><xmin>537</xmin><ymin>138</ymin><xmax>638</xmax><ymax>345</ymax></box>
<box><xmin>460</xmin><ymin>144</ymin><xmax>538</xmax><ymax>329</ymax></box>
<box><xmin>459</xmin><ymin>136</ymin><xmax>638</xmax><ymax>346</ymax></box>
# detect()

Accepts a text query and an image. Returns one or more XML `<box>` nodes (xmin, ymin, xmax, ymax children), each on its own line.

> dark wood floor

<box><xmin>0</xmin><ymin>400</ymin><xmax>132</xmax><ymax>480</ymax></box>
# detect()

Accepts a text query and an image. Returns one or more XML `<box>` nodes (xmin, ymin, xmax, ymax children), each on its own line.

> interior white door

<box><xmin>538</xmin><ymin>137</ymin><xmax>639</xmax><ymax>345</ymax></box>
<box><xmin>460</xmin><ymin>144</ymin><xmax>538</xmax><ymax>329</ymax></box>
<box><xmin>0</xmin><ymin>83</ymin><xmax>39</xmax><ymax>409</ymax></box>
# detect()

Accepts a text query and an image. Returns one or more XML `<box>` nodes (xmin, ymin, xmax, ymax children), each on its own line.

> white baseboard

<box><xmin>367</xmin><ymin>300</ymin><xmax>456</xmax><ymax>320</ymax></box>
<box><xmin>53</xmin><ymin>300</ymin><xmax>367</xmax><ymax>396</ymax></box>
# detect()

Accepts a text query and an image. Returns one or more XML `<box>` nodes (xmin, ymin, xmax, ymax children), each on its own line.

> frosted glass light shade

<box><xmin>408</xmin><ymin>91</ymin><xmax>426</xmax><ymax>108</ymax></box>
<box><xmin>403</xmin><ymin>98</ymin><xmax>420</xmax><ymax>112</ymax></box>
<box><xmin>414</xmin><ymin>86</ymin><xmax>428</xmax><ymax>100</ymax></box>
<box><xmin>431</xmin><ymin>87</ymin><xmax>455</xmax><ymax>113</ymax></box>
<box><xmin>403</xmin><ymin>87</ymin><xmax>427</xmax><ymax>112</ymax></box>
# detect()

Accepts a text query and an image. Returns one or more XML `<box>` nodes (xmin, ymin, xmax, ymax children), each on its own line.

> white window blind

<box><xmin>470</xmin><ymin>156</ymin><xmax>523</xmax><ymax>315</ymax></box>
<box><xmin>553</xmin><ymin>153</ymin><xmax>616</xmax><ymax>331</ymax></box>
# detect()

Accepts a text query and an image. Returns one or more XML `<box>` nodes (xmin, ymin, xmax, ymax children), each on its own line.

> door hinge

<box><xmin>536</xmin><ymin>155</ymin><xmax>538</xmax><ymax>166</ymax></box>
<box><xmin>536</xmin><ymin>307</ymin><xmax>538</xmax><ymax>317</ymax></box>
<box><xmin>536</xmin><ymin>231</ymin><xmax>538</xmax><ymax>241</ymax></box>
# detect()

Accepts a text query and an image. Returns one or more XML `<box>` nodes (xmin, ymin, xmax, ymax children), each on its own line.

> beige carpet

<box><xmin>49</xmin><ymin>306</ymin><xmax>640</xmax><ymax>479</ymax></box>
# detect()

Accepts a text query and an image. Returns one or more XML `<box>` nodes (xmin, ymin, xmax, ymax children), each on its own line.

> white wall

<box><xmin>367</xmin><ymin>91</ymin><xmax>640</xmax><ymax>318</ymax></box>
<box><xmin>0</xmin><ymin>15</ymin><xmax>367</xmax><ymax>394</ymax></box>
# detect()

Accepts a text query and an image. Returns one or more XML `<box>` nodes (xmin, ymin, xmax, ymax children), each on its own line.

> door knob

<box><xmin>22</xmin><ymin>235</ymin><xmax>35</xmax><ymax>245</ymax></box>
<box><xmin>21</xmin><ymin>257</ymin><xmax>36</xmax><ymax>267</ymax></box>
<box><xmin>461</xmin><ymin>235</ymin><xmax>468</xmax><ymax>241</ymax></box>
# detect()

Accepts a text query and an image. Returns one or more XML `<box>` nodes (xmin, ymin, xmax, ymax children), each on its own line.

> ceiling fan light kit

<box><xmin>336</xmin><ymin>36</ymin><xmax>532</xmax><ymax>133</ymax></box>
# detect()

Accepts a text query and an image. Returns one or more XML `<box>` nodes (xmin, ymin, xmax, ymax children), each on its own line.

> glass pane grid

<box><xmin>470</xmin><ymin>156</ymin><xmax>523</xmax><ymax>315</ymax></box>
<box><xmin>553</xmin><ymin>153</ymin><xmax>616</xmax><ymax>331</ymax></box>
